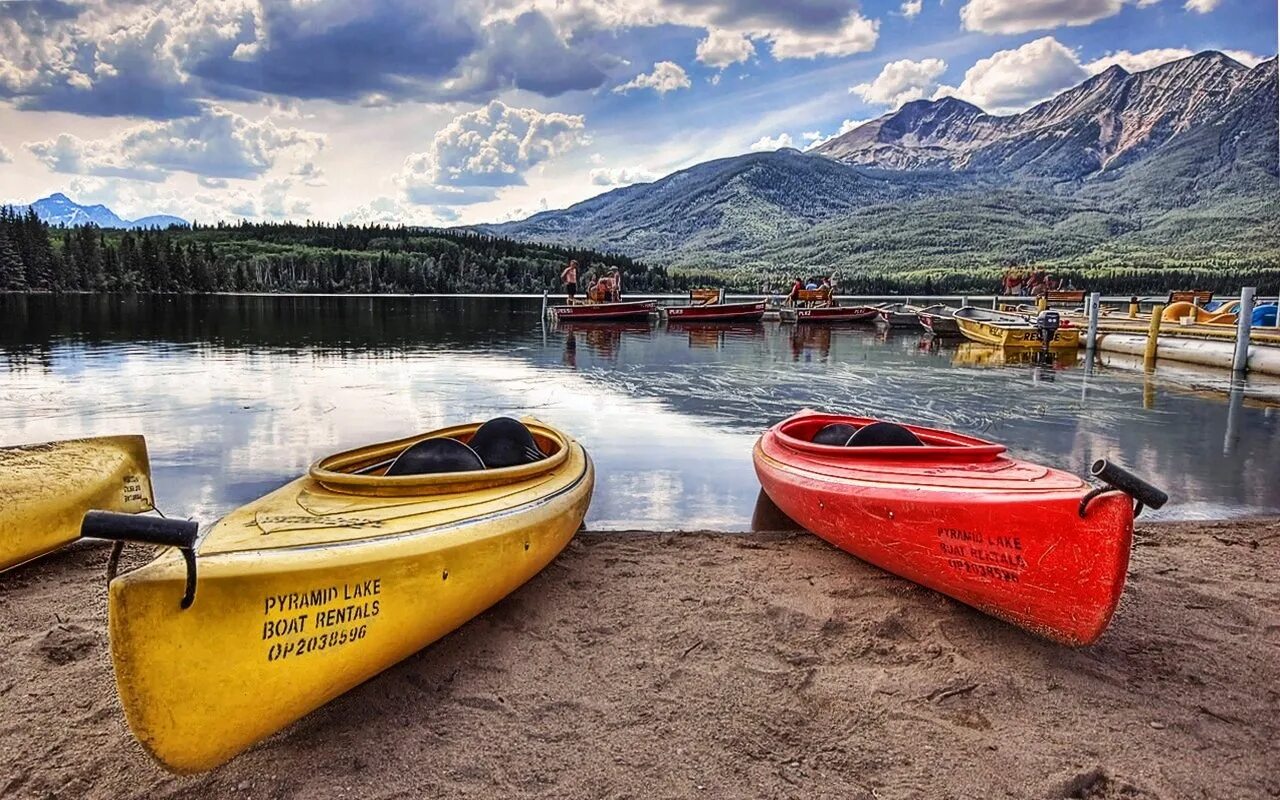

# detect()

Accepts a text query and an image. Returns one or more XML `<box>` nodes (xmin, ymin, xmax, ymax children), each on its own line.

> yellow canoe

<box><xmin>95</xmin><ymin>418</ymin><xmax>593</xmax><ymax>773</ymax></box>
<box><xmin>0</xmin><ymin>435</ymin><xmax>153</xmax><ymax>571</ymax></box>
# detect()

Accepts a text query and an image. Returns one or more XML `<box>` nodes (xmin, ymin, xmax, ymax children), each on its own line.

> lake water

<box><xmin>3</xmin><ymin>294</ymin><xmax>1278</xmax><ymax>528</ymax></box>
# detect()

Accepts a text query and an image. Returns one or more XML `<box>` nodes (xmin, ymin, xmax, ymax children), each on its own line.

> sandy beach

<box><xmin>2</xmin><ymin>520</ymin><xmax>1277</xmax><ymax>799</ymax></box>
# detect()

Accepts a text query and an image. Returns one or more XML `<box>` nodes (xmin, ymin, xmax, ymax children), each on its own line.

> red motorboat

<box><xmin>779</xmin><ymin>305</ymin><xmax>878</xmax><ymax>323</ymax></box>
<box><xmin>664</xmin><ymin>300</ymin><xmax>766</xmax><ymax>323</ymax></box>
<box><xmin>548</xmin><ymin>300</ymin><xmax>656</xmax><ymax>322</ymax></box>
<box><xmin>753</xmin><ymin>410</ymin><xmax>1166</xmax><ymax>645</ymax></box>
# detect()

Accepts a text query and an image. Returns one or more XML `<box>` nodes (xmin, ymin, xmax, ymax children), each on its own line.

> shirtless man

<box><xmin>561</xmin><ymin>260</ymin><xmax>579</xmax><ymax>302</ymax></box>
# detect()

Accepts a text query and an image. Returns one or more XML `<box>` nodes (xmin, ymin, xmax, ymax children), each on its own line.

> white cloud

<box><xmin>1223</xmin><ymin>50</ymin><xmax>1267</xmax><ymax>68</ymax></box>
<box><xmin>397</xmin><ymin>100</ymin><xmax>587</xmax><ymax>206</ymax></box>
<box><xmin>696</xmin><ymin>30</ymin><xmax>755</xmax><ymax>68</ymax></box>
<box><xmin>1184</xmin><ymin>0</ymin><xmax>1221</xmax><ymax>11</ymax></box>
<box><xmin>960</xmin><ymin>0</ymin><xmax>1125</xmax><ymax>34</ymax></box>
<box><xmin>901</xmin><ymin>0</ymin><xmax>923</xmax><ymax>18</ymax></box>
<box><xmin>589</xmin><ymin>166</ymin><xmax>657</xmax><ymax>186</ymax></box>
<box><xmin>933</xmin><ymin>36</ymin><xmax>1088</xmax><ymax>114</ymax></box>
<box><xmin>805</xmin><ymin>119</ymin><xmax>869</xmax><ymax>149</ymax></box>
<box><xmin>0</xmin><ymin>143</ymin><xmax>12</xmax><ymax>164</ymax></box>
<box><xmin>852</xmin><ymin>58</ymin><xmax>948</xmax><ymax>107</ymax></box>
<box><xmin>509</xmin><ymin>0</ymin><xmax>879</xmax><ymax>62</ymax></box>
<box><xmin>749</xmin><ymin>133</ymin><xmax>794</xmax><ymax>151</ymax></box>
<box><xmin>342</xmin><ymin>196</ymin><xmax>434</xmax><ymax>226</ymax></box>
<box><xmin>1085</xmin><ymin>48</ymin><xmax>1195</xmax><ymax>73</ymax></box>
<box><xmin>613</xmin><ymin>62</ymin><xmax>692</xmax><ymax>95</ymax></box>
<box><xmin>24</xmin><ymin>106</ymin><xmax>324</xmax><ymax>182</ymax></box>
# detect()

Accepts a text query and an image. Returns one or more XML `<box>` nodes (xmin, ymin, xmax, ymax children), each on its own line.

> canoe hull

<box><xmin>955</xmin><ymin>315</ymin><xmax>1080</xmax><ymax>349</ymax></box>
<box><xmin>1</xmin><ymin>435</ymin><xmax>153</xmax><ymax>571</ymax></box>
<box><xmin>753</xmin><ymin>412</ymin><xmax>1133</xmax><ymax>645</ymax></box>
<box><xmin>108</xmin><ymin>425</ymin><xmax>593</xmax><ymax>773</ymax></box>
<box><xmin>779</xmin><ymin>306</ymin><xmax>878</xmax><ymax>324</ymax></box>
<box><xmin>549</xmin><ymin>300</ymin><xmax>656</xmax><ymax>321</ymax></box>
<box><xmin>664</xmin><ymin>300</ymin><xmax>766</xmax><ymax>322</ymax></box>
<box><xmin>919</xmin><ymin>312</ymin><xmax>961</xmax><ymax>336</ymax></box>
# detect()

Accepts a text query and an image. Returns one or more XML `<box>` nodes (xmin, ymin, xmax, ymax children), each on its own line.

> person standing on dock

<box><xmin>561</xmin><ymin>260</ymin><xmax>579</xmax><ymax>303</ymax></box>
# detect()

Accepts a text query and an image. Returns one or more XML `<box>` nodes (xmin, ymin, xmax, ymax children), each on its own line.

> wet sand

<box><xmin>2</xmin><ymin>520</ymin><xmax>1277</xmax><ymax>799</ymax></box>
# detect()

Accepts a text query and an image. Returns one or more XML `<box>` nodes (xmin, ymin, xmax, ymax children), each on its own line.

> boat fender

<box><xmin>467</xmin><ymin>417</ymin><xmax>546</xmax><ymax>468</ymax></box>
<box><xmin>81</xmin><ymin>511</ymin><xmax>200</xmax><ymax>609</ymax></box>
<box><xmin>386</xmin><ymin>438</ymin><xmax>485</xmax><ymax>475</ymax></box>
<box><xmin>847</xmin><ymin>422</ymin><xmax>923</xmax><ymax>447</ymax></box>
<box><xmin>812</xmin><ymin>423</ymin><xmax>858</xmax><ymax>445</ymax></box>
<box><xmin>1078</xmin><ymin>459</ymin><xmax>1169</xmax><ymax>519</ymax></box>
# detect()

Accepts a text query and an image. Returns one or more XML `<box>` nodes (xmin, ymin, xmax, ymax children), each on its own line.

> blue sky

<box><xmin>0</xmin><ymin>0</ymin><xmax>1274</xmax><ymax>226</ymax></box>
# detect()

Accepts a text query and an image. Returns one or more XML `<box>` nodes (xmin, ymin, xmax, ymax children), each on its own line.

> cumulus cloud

<box><xmin>0</xmin><ymin>143</ymin><xmax>12</xmax><ymax>164</ymax></box>
<box><xmin>900</xmin><ymin>0</ymin><xmax>923</xmax><ymax>18</ymax></box>
<box><xmin>852</xmin><ymin>58</ymin><xmax>947</xmax><ymax>107</ymax></box>
<box><xmin>749</xmin><ymin>133</ymin><xmax>795</xmax><ymax>151</ymax></box>
<box><xmin>1184</xmin><ymin>0</ymin><xmax>1221</xmax><ymax>11</ymax></box>
<box><xmin>933</xmin><ymin>37</ymin><xmax>1088</xmax><ymax>114</ymax></box>
<box><xmin>589</xmin><ymin>166</ymin><xmax>657</xmax><ymax>186</ymax></box>
<box><xmin>24</xmin><ymin>106</ymin><xmax>325</xmax><ymax>182</ymax></box>
<box><xmin>1085</xmin><ymin>47</ymin><xmax>1266</xmax><ymax>73</ymax></box>
<box><xmin>57</xmin><ymin>174</ymin><xmax>293</xmax><ymax>224</ymax></box>
<box><xmin>613</xmin><ymin>62</ymin><xmax>692</xmax><ymax>95</ymax></box>
<box><xmin>804</xmin><ymin>119</ymin><xmax>869</xmax><ymax>149</ymax></box>
<box><xmin>959</xmin><ymin>0</ymin><xmax>1125</xmax><ymax>34</ymax></box>
<box><xmin>696</xmin><ymin>29</ymin><xmax>755</xmax><ymax>68</ymax></box>
<box><xmin>398</xmin><ymin>100</ymin><xmax>587</xmax><ymax>206</ymax></box>
<box><xmin>0</xmin><ymin>0</ymin><xmax>879</xmax><ymax>118</ymax></box>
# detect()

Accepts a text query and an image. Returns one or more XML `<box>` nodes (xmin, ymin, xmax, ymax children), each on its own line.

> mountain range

<box><xmin>483</xmin><ymin>51</ymin><xmax>1279</xmax><ymax>280</ymax></box>
<box><xmin>24</xmin><ymin>193</ymin><xmax>188</xmax><ymax>230</ymax></box>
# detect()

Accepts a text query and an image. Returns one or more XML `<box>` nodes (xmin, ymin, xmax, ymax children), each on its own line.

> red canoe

<box><xmin>664</xmin><ymin>300</ymin><xmax>766</xmax><ymax>322</ymax></box>
<box><xmin>549</xmin><ymin>300</ymin><xmax>656</xmax><ymax>322</ymax></box>
<box><xmin>779</xmin><ymin>305</ymin><xmax>878</xmax><ymax>323</ymax></box>
<box><xmin>753</xmin><ymin>410</ymin><xmax>1165</xmax><ymax>645</ymax></box>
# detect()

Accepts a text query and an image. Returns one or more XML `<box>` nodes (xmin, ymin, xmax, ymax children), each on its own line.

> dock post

<box><xmin>1086</xmin><ymin>292</ymin><xmax>1100</xmax><ymax>352</ymax></box>
<box><xmin>1128</xmin><ymin>296</ymin><xmax>1138</xmax><ymax>318</ymax></box>
<box><xmin>541</xmin><ymin>290</ymin><xmax>548</xmax><ymax>318</ymax></box>
<box><xmin>961</xmin><ymin>295</ymin><xmax>969</xmax><ymax>308</ymax></box>
<box><xmin>1144</xmin><ymin>303</ymin><xmax>1164</xmax><ymax>368</ymax></box>
<box><xmin>1232</xmin><ymin>286</ymin><xmax>1256</xmax><ymax>374</ymax></box>
<box><xmin>991</xmin><ymin>295</ymin><xmax>999</xmax><ymax>310</ymax></box>
<box><xmin>1037</xmin><ymin>295</ymin><xmax>1047</xmax><ymax>312</ymax></box>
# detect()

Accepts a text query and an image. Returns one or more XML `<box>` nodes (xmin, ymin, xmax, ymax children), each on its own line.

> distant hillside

<box><xmin>482</xmin><ymin>52</ymin><xmax>1279</xmax><ymax>284</ymax></box>
<box><xmin>27</xmin><ymin>193</ymin><xmax>189</xmax><ymax>229</ymax></box>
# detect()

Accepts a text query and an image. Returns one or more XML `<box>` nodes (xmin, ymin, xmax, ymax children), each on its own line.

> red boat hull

<box><xmin>665</xmin><ymin>300</ymin><xmax>766</xmax><ymax>322</ymax></box>
<box><xmin>549</xmin><ymin>300</ymin><xmax>656</xmax><ymax>322</ymax></box>
<box><xmin>780</xmin><ymin>305</ymin><xmax>878</xmax><ymax>323</ymax></box>
<box><xmin>753</xmin><ymin>411</ymin><xmax>1134</xmax><ymax>645</ymax></box>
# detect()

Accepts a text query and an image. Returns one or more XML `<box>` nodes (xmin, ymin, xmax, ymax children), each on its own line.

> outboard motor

<box><xmin>1033</xmin><ymin>310</ymin><xmax>1060</xmax><ymax>365</ymax></box>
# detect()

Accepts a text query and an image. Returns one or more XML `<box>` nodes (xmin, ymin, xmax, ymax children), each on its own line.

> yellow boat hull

<box><xmin>1</xmin><ymin>435</ymin><xmax>153</xmax><ymax>571</ymax></box>
<box><xmin>107</xmin><ymin>420</ymin><xmax>593</xmax><ymax>773</ymax></box>
<box><xmin>955</xmin><ymin>317</ymin><xmax>1080</xmax><ymax>349</ymax></box>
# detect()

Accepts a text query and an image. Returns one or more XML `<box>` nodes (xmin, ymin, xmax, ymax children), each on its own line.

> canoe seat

<box><xmin>847</xmin><ymin>422</ymin><xmax>923</xmax><ymax>447</ymax></box>
<box><xmin>386</xmin><ymin>418</ymin><xmax>545</xmax><ymax>475</ymax></box>
<box><xmin>812</xmin><ymin>421</ymin><xmax>923</xmax><ymax>447</ymax></box>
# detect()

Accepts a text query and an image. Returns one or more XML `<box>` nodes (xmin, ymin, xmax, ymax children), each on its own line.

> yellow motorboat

<box><xmin>84</xmin><ymin>417</ymin><xmax>593</xmax><ymax>773</ymax></box>
<box><xmin>953</xmin><ymin>307</ymin><xmax>1081</xmax><ymax>350</ymax></box>
<box><xmin>1161</xmin><ymin>300</ymin><xmax>1238</xmax><ymax>325</ymax></box>
<box><xmin>1</xmin><ymin>435</ymin><xmax>153</xmax><ymax>571</ymax></box>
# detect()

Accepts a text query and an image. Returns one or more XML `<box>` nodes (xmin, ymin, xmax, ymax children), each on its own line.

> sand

<box><xmin>2</xmin><ymin>520</ymin><xmax>1278</xmax><ymax>800</ymax></box>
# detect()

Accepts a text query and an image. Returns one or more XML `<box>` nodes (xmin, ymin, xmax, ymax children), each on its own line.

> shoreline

<box><xmin>2</xmin><ymin>520</ymin><xmax>1277</xmax><ymax>799</ymax></box>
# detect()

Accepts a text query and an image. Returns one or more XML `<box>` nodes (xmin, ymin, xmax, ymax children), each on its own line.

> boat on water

<box><xmin>1</xmin><ymin>435</ymin><xmax>154</xmax><ymax>571</ymax></box>
<box><xmin>753</xmin><ymin>410</ymin><xmax>1166</xmax><ymax>645</ymax></box>
<box><xmin>916</xmin><ymin>305</ymin><xmax>962</xmax><ymax>336</ymax></box>
<box><xmin>953</xmin><ymin>306</ymin><xmax>1080</xmax><ymax>349</ymax></box>
<box><xmin>548</xmin><ymin>299</ymin><xmax>656</xmax><ymax>322</ymax></box>
<box><xmin>875</xmin><ymin>303</ymin><xmax>919</xmax><ymax>328</ymax></box>
<box><xmin>664</xmin><ymin>299</ymin><xmax>767</xmax><ymax>323</ymax></box>
<box><xmin>779</xmin><ymin>305</ymin><xmax>879</xmax><ymax>324</ymax></box>
<box><xmin>82</xmin><ymin>417</ymin><xmax>594</xmax><ymax>773</ymax></box>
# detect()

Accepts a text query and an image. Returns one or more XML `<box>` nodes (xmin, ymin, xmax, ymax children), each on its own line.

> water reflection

<box><xmin>2</xmin><ymin>294</ymin><xmax>1278</xmax><ymax>529</ymax></box>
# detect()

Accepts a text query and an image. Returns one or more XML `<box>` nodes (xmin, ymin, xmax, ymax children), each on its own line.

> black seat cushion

<box><xmin>813</xmin><ymin>423</ymin><xmax>858</xmax><ymax>445</ymax></box>
<box><xmin>386</xmin><ymin>437</ymin><xmax>484</xmax><ymax>475</ymax></box>
<box><xmin>847</xmin><ymin>421</ymin><xmax>923</xmax><ymax>447</ymax></box>
<box><xmin>467</xmin><ymin>417</ymin><xmax>545</xmax><ymax>468</ymax></box>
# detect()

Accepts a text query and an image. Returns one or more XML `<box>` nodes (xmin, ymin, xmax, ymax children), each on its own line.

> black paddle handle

<box><xmin>1090</xmin><ymin>460</ymin><xmax>1168</xmax><ymax>510</ymax></box>
<box><xmin>82</xmin><ymin>511</ymin><xmax>200</xmax><ymax>609</ymax></box>
<box><xmin>82</xmin><ymin>510</ymin><xmax>199</xmax><ymax>548</ymax></box>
